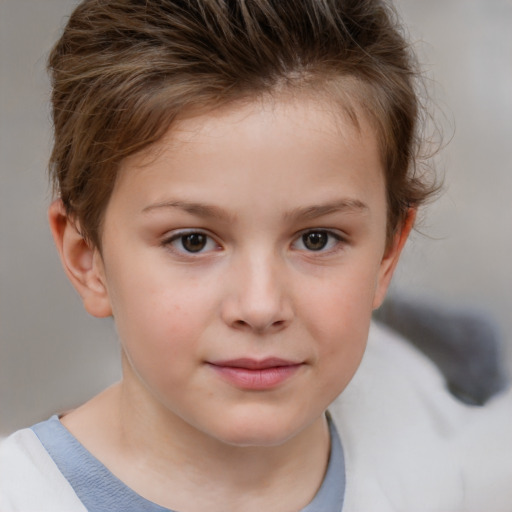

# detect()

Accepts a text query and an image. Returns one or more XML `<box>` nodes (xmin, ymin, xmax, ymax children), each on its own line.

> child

<box><xmin>0</xmin><ymin>0</ymin><xmax>507</xmax><ymax>510</ymax></box>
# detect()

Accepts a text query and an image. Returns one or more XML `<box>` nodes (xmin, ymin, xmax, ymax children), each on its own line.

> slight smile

<box><xmin>207</xmin><ymin>358</ymin><xmax>304</xmax><ymax>390</ymax></box>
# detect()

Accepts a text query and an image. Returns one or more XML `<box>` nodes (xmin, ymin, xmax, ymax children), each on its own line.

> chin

<box><xmin>218</xmin><ymin>429</ymin><xmax>297</xmax><ymax>448</ymax></box>
<box><xmin>203</xmin><ymin>409</ymin><xmax>315</xmax><ymax>448</ymax></box>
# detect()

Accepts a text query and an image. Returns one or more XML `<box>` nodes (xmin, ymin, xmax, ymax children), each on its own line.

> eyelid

<box><xmin>291</xmin><ymin>228</ymin><xmax>346</xmax><ymax>253</ymax></box>
<box><xmin>162</xmin><ymin>229</ymin><xmax>221</xmax><ymax>255</ymax></box>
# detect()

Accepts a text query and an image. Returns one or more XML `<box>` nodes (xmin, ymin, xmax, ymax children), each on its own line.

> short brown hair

<box><xmin>48</xmin><ymin>0</ymin><xmax>436</xmax><ymax>248</ymax></box>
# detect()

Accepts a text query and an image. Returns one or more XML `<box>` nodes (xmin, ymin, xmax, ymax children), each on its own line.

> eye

<box><xmin>165</xmin><ymin>231</ymin><xmax>219</xmax><ymax>254</ymax></box>
<box><xmin>292</xmin><ymin>230</ymin><xmax>342</xmax><ymax>252</ymax></box>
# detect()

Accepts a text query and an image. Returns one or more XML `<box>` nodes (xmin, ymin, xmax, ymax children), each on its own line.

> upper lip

<box><xmin>208</xmin><ymin>358</ymin><xmax>302</xmax><ymax>370</ymax></box>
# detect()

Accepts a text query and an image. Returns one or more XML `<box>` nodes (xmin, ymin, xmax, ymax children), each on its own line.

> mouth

<box><xmin>207</xmin><ymin>358</ymin><xmax>304</xmax><ymax>390</ymax></box>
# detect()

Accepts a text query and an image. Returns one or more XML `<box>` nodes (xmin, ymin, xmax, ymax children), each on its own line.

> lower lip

<box><xmin>208</xmin><ymin>364</ymin><xmax>302</xmax><ymax>390</ymax></box>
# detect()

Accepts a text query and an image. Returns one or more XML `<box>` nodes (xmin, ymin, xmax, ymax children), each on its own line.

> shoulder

<box><xmin>0</xmin><ymin>425</ymin><xmax>87</xmax><ymax>512</ymax></box>
<box><xmin>331</xmin><ymin>321</ymin><xmax>512</xmax><ymax>511</ymax></box>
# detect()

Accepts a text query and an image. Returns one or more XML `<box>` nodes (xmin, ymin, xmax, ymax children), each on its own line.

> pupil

<box><xmin>182</xmin><ymin>233</ymin><xmax>207</xmax><ymax>252</ymax></box>
<box><xmin>303</xmin><ymin>232</ymin><xmax>327</xmax><ymax>251</ymax></box>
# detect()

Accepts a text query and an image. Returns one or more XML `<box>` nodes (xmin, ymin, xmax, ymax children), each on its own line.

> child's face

<box><xmin>74</xmin><ymin>96</ymin><xmax>406</xmax><ymax>446</ymax></box>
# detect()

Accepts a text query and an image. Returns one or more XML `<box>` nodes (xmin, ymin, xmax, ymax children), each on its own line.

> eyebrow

<box><xmin>285</xmin><ymin>199</ymin><xmax>369</xmax><ymax>221</ymax></box>
<box><xmin>142</xmin><ymin>198</ymin><xmax>368</xmax><ymax>222</ymax></box>
<box><xmin>142</xmin><ymin>200</ymin><xmax>234</xmax><ymax>222</ymax></box>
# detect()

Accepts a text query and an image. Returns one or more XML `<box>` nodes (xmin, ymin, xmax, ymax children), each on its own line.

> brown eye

<box><xmin>302</xmin><ymin>231</ymin><xmax>328</xmax><ymax>251</ymax></box>
<box><xmin>166</xmin><ymin>231</ymin><xmax>218</xmax><ymax>255</ymax></box>
<box><xmin>181</xmin><ymin>233</ymin><xmax>208</xmax><ymax>252</ymax></box>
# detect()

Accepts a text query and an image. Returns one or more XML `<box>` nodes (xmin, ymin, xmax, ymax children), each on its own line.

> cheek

<box><xmin>299</xmin><ymin>266</ymin><xmax>378</xmax><ymax>387</ymax></box>
<box><xmin>302</xmin><ymin>266</ymin><xmax>377</xmax><ymax>339</ymax></box>
<box><xmin>108</xmin><ymin>266</ymin><xmax>218</xmax><ymax>377</ymax></box>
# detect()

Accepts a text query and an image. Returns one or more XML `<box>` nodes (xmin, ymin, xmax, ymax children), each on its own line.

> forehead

<box><xmin>110</xmin><ymin>94</ymin><xmax>386</xmax><ymax>224</ymax></box>
<box><xmin>123</xmin><ymin>92</ymin><xmax>379</xmax><ymax>170</ymax></box>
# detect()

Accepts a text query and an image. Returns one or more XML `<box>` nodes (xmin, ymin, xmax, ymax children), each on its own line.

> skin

<box><xmin>49</xmin><ymin>94</ymin><xmax>413</xmax><ymax>512</ymax></box>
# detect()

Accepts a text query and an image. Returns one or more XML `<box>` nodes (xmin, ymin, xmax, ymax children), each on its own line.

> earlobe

<box><xmin>48</xmin><ymin>199</ymin><xmax>112</xmax><ymax>318</ymax></box>
<box><xmin>372</xmin><ymin>209</ymin><xmax>416</xmax><ymax>310</ymax></box>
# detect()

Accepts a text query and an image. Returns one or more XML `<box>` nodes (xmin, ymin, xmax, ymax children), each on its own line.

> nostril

<box><xmin>232</xmin><ymin>318</ymin><xmax>286</xmax><ymax>332</ymax></box>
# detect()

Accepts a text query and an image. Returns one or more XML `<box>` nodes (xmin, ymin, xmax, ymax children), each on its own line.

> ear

<box><xmin>48</xmin><ymin>199</ymin><xmax>112</xmax><ymax>318</ymax></box>
<box><xmin>372</xmin><ymin>209</ymin><xmax>416</xmax><ymax>310</ymax></box>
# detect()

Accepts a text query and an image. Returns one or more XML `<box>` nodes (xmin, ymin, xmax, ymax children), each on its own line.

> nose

<box><xmin>221</xmin><ymin>251</ymin><xmax>293</xmax><ymax>334</ymax></box>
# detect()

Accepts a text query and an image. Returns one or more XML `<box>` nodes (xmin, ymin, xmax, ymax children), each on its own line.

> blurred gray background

<box><xmin>1</xmin><ymin>0</ymin><xmax>511</xmax><ymax>436</ymax></box>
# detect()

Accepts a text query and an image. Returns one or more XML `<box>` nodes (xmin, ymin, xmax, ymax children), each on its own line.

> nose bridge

<box><xmin>223</xmin><ymin>244</ymin><xmax>292</xmax><ymax>333</ymax></box>
<box><xmin>243</xmin><ymin>248</ymin><xmax>280</xmax><ymax>304</ymax></box>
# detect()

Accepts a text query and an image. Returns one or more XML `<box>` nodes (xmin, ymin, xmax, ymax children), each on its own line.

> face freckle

<box><xmin>98</xmin><ymin>94</ymin><xmax>399</xmax><ymax>447</ymax></box>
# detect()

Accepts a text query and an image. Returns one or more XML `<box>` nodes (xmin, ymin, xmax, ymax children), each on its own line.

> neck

<box><xmin>116</xmin><ymin>378</ymin><xmax>331</xmax><ymax>512</ymax></box>
<box><xmin>61</xmin><ymin>373</ymin><xmax>331</xmax><ymax>512</ymax></box>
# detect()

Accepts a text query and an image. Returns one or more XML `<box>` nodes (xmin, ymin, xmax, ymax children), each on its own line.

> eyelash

<box><xmin>162</xmin><ymin>230</ymin><xmax>220</xmax><ymax>255</ymax></box>
<box><xmin>291</xmin><ymin>229</ymin><xmax>345</xmax><ymax>254</ymax></box>
<box><xmin>162</xmin><ymin>229</ymin><xmax>345</xmax><ymax>256</ymax></box>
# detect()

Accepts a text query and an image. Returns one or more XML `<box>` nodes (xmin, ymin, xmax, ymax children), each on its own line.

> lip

<box><xmin>207</xmin><ymin>358</ymin><xmax>304</xmax><ymax>390</ymax></box>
